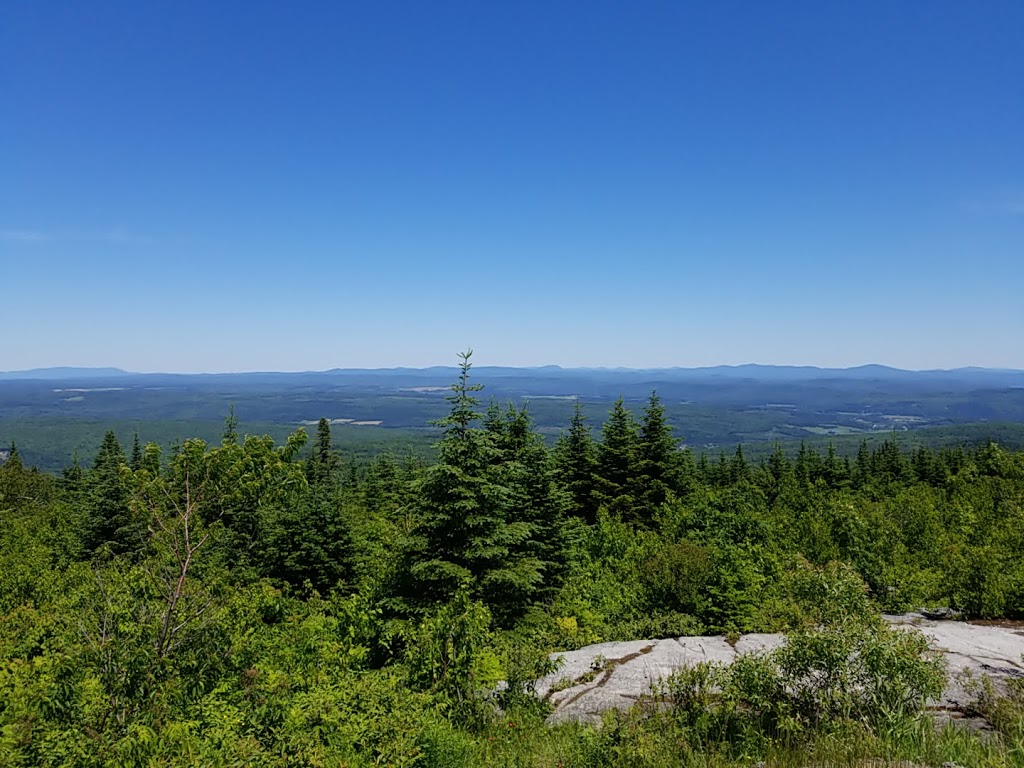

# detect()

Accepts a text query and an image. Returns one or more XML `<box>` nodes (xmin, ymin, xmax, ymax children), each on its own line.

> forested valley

<box><xmin>2</xmin><ymin>354</ymin><xmax>1023</xmax><ymax>766</ymax></box>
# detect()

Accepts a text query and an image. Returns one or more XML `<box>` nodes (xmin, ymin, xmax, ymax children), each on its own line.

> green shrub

<box><xmin>657</xmin><ymin>563</ymin><xmax>945</xmax><ymax>752</ymax></box>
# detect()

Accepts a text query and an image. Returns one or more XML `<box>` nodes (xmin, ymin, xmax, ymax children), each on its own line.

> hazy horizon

<box><xmin>4</xmin><ymin>360</ymin><xmax>1024</xmax><ymax>377</ymax></box>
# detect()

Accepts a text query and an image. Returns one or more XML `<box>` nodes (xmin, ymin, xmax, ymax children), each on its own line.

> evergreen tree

<box><xmin>853</xmin><ymin>440</ymin><xmax>871</xmax><ymax>488</ymax></box>
<box><xmin>554</xmin><ymin>399</ymin><xmax>598</xmax><ymax>523</ymax></box>
<box><xmin>361</xmin><ymin>452</ymin><xmax>420</xmax><ymax>520</ymax></box>
<box><xmin>130</xmin><ymin>432</ymin><xmax>143</xmax><ymax>471</ymax></box>
<box><xmin>222</xmin><ymin>405</ymin><xmax>239</xmax><ymax>445</ymax></box>
<box><xmin>494</xmin><ymin>404</ymin><xmax>569</xmax><ymax>602</ymax></box>
<box><xmin>675</xmin><ymin>446</ymin><xmax>698</xmax><ymax>497</ymax></box>
<box><xmin>403</xmin><ymin>351</ymin><xmax>542</xmax><ymax>624</ymax></box>
<box><xmin>84</xmin><ymin>430</ymin><xmax>140</xmax><ymax>556</ymax></box>
<box><xmin>709</xmin><ymin>450</ymin><xmax>731</xmax><ymax>487</ymax></box>
<box><xmin>795</xmin><ymin>442</ymin><xmax>823</xmax><ymax>485</ymax></box>
<box><xmin>269</xmin><ymin>481</ymin><xmax>355</xmax><ymax>593</ymax></box>
<box><xmin>729</xmin><ymin>444</ymin><xmax>750</xmax><ymax>484</ymax></box>
<box><xmin>766</xmin><ymin>442</ymin><xmax>792</xmax><ymax>481</ymax></box>
<box><xmin>482</xmin><ymin>400</ymin><xmax>506</xmax><ymax>440</ymax></box>
<box><xmin>62</xmin><ymin>450</ymin><xmax>84</xmax><ymax>488</ymax></box>
<box><xmin>594</xmin><ymin>397</ymin><xmax>640</xmax><ymax>521</ymax></box>
<box><xmin>871</xmin><ymin>438</ymin><xmax>912</xmax><ymax>485</ymax></box>
<box><xmin>696</xmin><ymin>451</ymin><xmax>711</xmax><ymax>483</ymax></box>
<box><xmin>307</xmin><ymin>417</ymin><xmax>342</xmax><ymax>485</ymax></box>
<box><xmin>263</xmin><ymin>417</ymin><xmax>354</xmax><ymax>591</ymax></box>
<box><xmin>757</xmin><ymin>442</ymin><xmax>796</xmax><ymax>506</ymax></box>
<box><xmin>823</xmin><ymin>442</ymin><xmax>847</xmax><ymax>488</ymax></box>
<box><xmin>635</xmin><ymin>391</ymin><xmax>679</xmax><ymax>524</ymax></box>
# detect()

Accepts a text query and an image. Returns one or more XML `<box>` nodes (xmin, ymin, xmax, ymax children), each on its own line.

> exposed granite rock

<box><xmin>536</xmin><ymin>615</ymin><xmax>1024</xmax><ymax>725</ymax></box>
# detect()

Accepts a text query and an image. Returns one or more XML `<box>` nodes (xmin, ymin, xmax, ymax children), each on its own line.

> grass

<box><xmin>420</xmin><ymin>713</ymin><xmax>1022</xmax><ymax>767</ymax></box>
<box><xmin>452</xmin><ymin>713</ymin><xmax>1024</xmax><ymax>768</ymax></box>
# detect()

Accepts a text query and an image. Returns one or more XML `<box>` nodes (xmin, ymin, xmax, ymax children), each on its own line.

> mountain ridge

<box><xmin>4</xmin><ymin>363</ymin><xmax>1023</xmax><ymax>380</ymax></box>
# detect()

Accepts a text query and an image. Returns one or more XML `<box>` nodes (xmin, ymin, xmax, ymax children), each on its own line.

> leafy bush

<box><xmin>403</xmin><ymin>589</ymin><xmax>502</xmax><ymax>726</ymax></box>
<box><xmin>657</xmin><ymin>563</ymin><xmax>945</xmax><ymax>751</ymax></box>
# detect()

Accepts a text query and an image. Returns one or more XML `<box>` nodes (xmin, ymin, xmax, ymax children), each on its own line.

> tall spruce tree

<box><xmin>130</xmin><ymin>432</ymin><xmax>143</xmax><ymax>471</ymax></box>
<box><xmin>594</xmin><ymin>397</ymin><xmax>641</xmax><ymax>522</ymax></box>
<box><xmin>872</xmin><ymin>438</ymin><xmax>912</xmax><ymax>485</ymax></box>
<box><xmin>823</xmin><ymin>442</ymin><xmax>847</xmax><ymax>488</ymax></box>
<box><xmin>267</xmin><ymin>417</ymin><xmax>354</xmax><ymax>591</ymax></box>
<box><xmin>84</xmin><ymin>430</ymin><xmax>140</xmax><ymax>556</ymax></box>
<box><xmin>761</xmin><ymin>443</ymin><xmax>795</xmax><ymax>505</ymax></box>
<box><xmin>222</xmin><ymin>405</ymin><xmax>239</xmax><ymax>445</ymax></box>
<box><xmin>269</xmin><ymin>483</ymin><xmax>354</xmax><ymax>593</ymax></box>
<box><xmin>403</xmin><ymin>351</ymin><xmax>542</xmax><ymax>624</ymax></box>
<box><xmin>307</xmin><ymin>417</ymin><xmax>342</xmax><ymax>485</ymax></box>
<box><xmin>494</xmin><ymin>404</ymin><xmax>569</xmax><ymax>601</ymax></box>
<box><xmin>636</xmin><ymin>391</ymin><xmax>679</xmax><ymax>524</ymax></box>
<box><xmin>554</xmin><ymin>399</ymin><xmax>598</xmax><ymax>523</ymax></box>
<box><xmin>729</xmin><ymin>444</ymin><xmax>750</xmax><ymax>483</ymax></box>
<box><xmin>62</xmin><ymin>450</ymin><xmax>84</xmax><ymax>488</ymax></box>
<box><xmin>853</xmin><ymin>440</ymin><xmax>871</xmax><ymax>488</ymax></box>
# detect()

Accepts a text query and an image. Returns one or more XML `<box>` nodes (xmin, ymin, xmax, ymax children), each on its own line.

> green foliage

<box><xmin>594</xmin><ymin>397</ymin><xmax>641</xmax><ymax>520</ymax></box>
<box><xmin>638</xmin><ymin>540</ymin><xmax>712</xmax><ymax>617</ymax></box>
<box><xmin>555</xmin><ymin>399</ymin><xmax>598</xmax><ymax>523</ymax></box>
<box><xmin>657</xmin><ymin>565</ymin><xmax>945</xmax><ymax>755</ymax></box>
<box><xmin>4</xmin><ymin>365</ymin><xmax>1024</xmax><ymax>765</ymax></box>
<box><xmin>400</xmin><ymin>353</ymin><xmax>545</xmax><ymax>624</ymax></box>
<box><xmin>404</xmin><ymin>590</ymin><xmax>502</xmax><ymax>726</ymax></box>
<box><xmin>83</xmin><ymin>430</ymin><xmax>141</xmax><ymax>557</ymax></box>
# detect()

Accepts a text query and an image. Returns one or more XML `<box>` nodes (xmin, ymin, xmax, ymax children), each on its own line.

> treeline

<box><xmin>1</xmin><ymin>352</ymin><xmax>1023</xmax><ymax>765</ymax></box>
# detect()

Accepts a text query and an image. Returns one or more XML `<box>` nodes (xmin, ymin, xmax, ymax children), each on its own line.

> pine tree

<box><xmin>729</xmin><ymin>444</ymin><xmax>750</xmax><ymax>483</ymax></box>
<box><xmin>85</xmin><ymin>430</ymin><xmax>141</xmax><ymax>556</ymax></box>
<box><xmin>130</xmin><ymin>432</ymin><xmax>143</xmax><ymax>471</ymax></box>
<box><xmin>759</xmin><ymin>442</ymin><xmax>795</xmax><ymax>505</ymax></box>
<box><xmin>307</xmin><ymin>417</ymin><xmax>342</xmax><ymax>485</ymax></box>
<box><xmin>853</xmin><ymin>440</ymin><xmax>871</xmax><ymax>488</ymax></box>
<box><xmin>269</xmin><ymin>481</ymin><xmax>355</xmax><ymax>593</ymax></box>
<box><xmin>495</xmin><ymin>404</ymin><xmax>569</xmax><ymax>601</ymax></box>
<box><xmin>261</xmin><ymin>417</ymin><xmax>353</xmax><ymax>591</ymax></box>
<box><xmin>483</xmin><ymin>400</ymin><xmax>505</xmax><ymax>441</ymax></box>
<box><xmin>635</xmin><ymin>391</ymin><xmax>680</xmax><ymax>524</ymax></box>
<box><xmin>710</xmin><ymin>450</ymin><xmax>730</xmax><ymax>487</ymax></box>
<box><xmin>795</xmin><ymin>441</ymin><xmax>822</xmax><ymax>485</ymax></box>
<box><xmin>554</xmin><ymin>399</ymin><xmax>598</xmax><ymax>523</ymax></box>
<box><xmin>62</xmin><ymin>450</ymin><xmax>84</xmax><ymax>487</ymax></box>
<box><xmin>362</xmin><ymin>452</ymin><xmax>420</xmax><ymax>519</ymax></box>
<box><xmin>403</xmin><ymin>351</ymin><xmax>542</xmax><ymax>624</ymax></box>
<box><xmin>696</xmin><ymin>451</ymin><xmax>710</xmax><ymax>483</ymax></box>
<box><xmin>222</xmin><ymin>405</ymin><xmax>239</xmax><ymax>445</ymax></box>
<box><xmin>823</xmin><ymin>442</ymin><xmax>847</xmax><ymax>488</ymax></box>
<box><xmin>676</xmin><ymin>446</ymin><xmax>698</xmax><ymax>496</ymax></box>
<box><xmin>872</xmin><ymin>437</ymin><xmax>912</xmax><ymax>485</ymax></box>
<box><xmin>594</xmin><ymin>397</ymin><xmax>640</xmax><ymax>521</ymax></box>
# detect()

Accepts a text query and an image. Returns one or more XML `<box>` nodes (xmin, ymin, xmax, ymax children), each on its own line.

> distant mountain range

<box><xmin>2</xmin><ymin>364</ymin><xmax>1023</xmax><ymax>385</ymax></box>
<box><xmin>0</xmin><ymin>367</ymin><xmax>132</xmax><ymax>380</ymax></box>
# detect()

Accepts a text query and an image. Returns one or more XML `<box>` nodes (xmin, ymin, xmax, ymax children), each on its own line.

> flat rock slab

<box><xmin>886</xmin><ymin>615</ymin><xmax>1024</xmax><ymax>713</ymax></box>
<box><xmin>537</xmin><ymin>616</ymin><xmax>1024</xmax><ymax>725</ymax></box>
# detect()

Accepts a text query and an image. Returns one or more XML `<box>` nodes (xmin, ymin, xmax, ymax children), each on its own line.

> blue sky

<box><xmin>2</xmin><ymin>1</ymin><xmax>1022</xmax><ymax>372</ymax></box>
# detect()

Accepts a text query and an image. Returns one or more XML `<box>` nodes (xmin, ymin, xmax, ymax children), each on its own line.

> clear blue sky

<box><xmin>3</xmin><ymin>1</ymin><xmax>1022</xmax><ymax>372</ymax></box>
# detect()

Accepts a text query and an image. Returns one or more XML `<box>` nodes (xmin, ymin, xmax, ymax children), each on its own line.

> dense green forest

<box><xmin>2</xmin><ymin>354</ymin><xmax>1023</xmax><ymax>766</ymax></box>
<box><xmin>4</xmin><ymin>364</ymin><xmax>1024</xmax><ymax>473</ymax></box>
